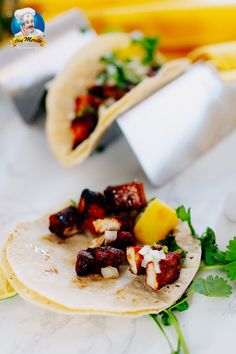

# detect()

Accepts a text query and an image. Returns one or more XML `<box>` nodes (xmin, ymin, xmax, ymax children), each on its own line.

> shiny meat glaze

<box><xmin>49</xmin><ymin>206</ymin><xmax>82</xmax><ymax>239</ymax></box>
<box><xmin>104</xmin><ymin>182</ymin><xmax>147</xmax><ymax>211</ymax></box>
<box><xmin>75</xmin><ymin>246</ymin><xmax>125</xmax><ymax>276</ymax></box>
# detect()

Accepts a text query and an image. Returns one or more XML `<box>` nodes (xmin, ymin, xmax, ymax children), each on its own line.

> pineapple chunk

<box><xmin>134</xmin><ymin>199</ymin><xmax>178</xmax><ymax>244</ymax></box>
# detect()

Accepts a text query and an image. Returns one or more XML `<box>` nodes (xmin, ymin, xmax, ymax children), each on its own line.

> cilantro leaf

<box><xmin>176</xmin><ymin>205</ymin><xmax>195</xmax><ymax>236</ymax></box>
<box><xmin>99</xmin><ymin>53</ymin><xmax>142</xmax><ymax>88</ymax></box>
<box><xmin>222</xmin><ymin>238</ymin><xmax>236</xmax><ymax>280</ymax></box>
<box><xmin>159</xmin><ymin>312</ymin><xmax>172</xmax><ymax>326</ymax></box>
<box><xmin>132</xmin><ymin>36</ymin><xmax>160</xmax><ymax>64</ymax></box>
<box><xmin>200</xmin><ymin>228</ymin><xmax>226</xmax><ymax>266</ymax></box>
<box><xmin>175</xmin><ymin>301</ymin><xmax>189</xmax><ymax>312</ymax></box>
<box><xmin>225</xmin><ymin>261</ymin><xmax>236</xmax><ymax>281</ymax></box>
<box><xmin>225</xmin><ymin>237</ymin><xmax>236</xmax><ymax>261</ymax></box>
<box><xmin>190</xmin><ymin>275</ymin><xmax>232</xmax><ymax>297</ymax></box>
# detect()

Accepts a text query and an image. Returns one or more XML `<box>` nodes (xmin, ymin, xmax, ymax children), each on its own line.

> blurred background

<box><xmin>1</xmin><ymin>0</ymin><xmax>236</xmax><ymax>184</ymax></box>
<box><xmin>1</xmin><ymin>0</ymin><xmax>236</xmax><ymax>57</ymax></box>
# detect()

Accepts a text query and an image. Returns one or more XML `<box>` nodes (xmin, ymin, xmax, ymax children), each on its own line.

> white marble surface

<box><xmin>1</xmin><ymin>96</ymin><xmax>236</xmax><ymax>354</ymax></box>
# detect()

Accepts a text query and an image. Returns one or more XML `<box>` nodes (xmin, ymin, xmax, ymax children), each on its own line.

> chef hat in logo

<box><xmin>14</xmin><ymin>7</ymin><xmax>35</xmax><ymax>23</ymax></box>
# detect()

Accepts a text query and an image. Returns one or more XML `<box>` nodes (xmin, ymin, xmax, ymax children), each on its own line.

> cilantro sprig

<box><xmin>96</xmin><ymin>36</ymin><xmax>161</xmax><ymax>89</ymax></box>
<box><xmin>97</xmin><ymin>53</ymin><xmax>142</xmax><ymax>89</ymax></box>
<box><xmin>176</xmin><ymin>205</ymin><xmax>196</xmax><ymax>236</ymax></box>
<box><xmin>150</xmin><ymin>275</ymin><xmax>232</xmax><ymax>354</ymax></box>
<box><xmin>200</xmin><ymin>231</ymin><xmax>236</xmax><ymax>281</ymax></box>
<box><xmin>200</xmin><ymin>227</ymin><xmax>226</xmax><ymax>266</ymax></box>
<box><xmin>190</xmin><ymin>275</ymin><xmax>232</xmax><ymax>297</ymax></box>
<box><xmin>149</xmin><ymin>205</ymin><xmax>234</xmax><ymax>354</ymax></box>
<box><xmin>132</xmin><ymin>36</ymin><xmax>160</xmax><ymax>64</ymax></box>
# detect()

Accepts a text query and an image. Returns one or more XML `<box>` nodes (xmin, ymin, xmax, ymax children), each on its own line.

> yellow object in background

<box><xmin>134</xmin><ymin>198</ymin><xmax>178</xmax><ymax>245</ymax></box>
<box><xmin>189</xmin><ymin>41</ymin><xmax>236</xmax><ymax>71</ymax></box>
<box><xmin>189</xmin><ymin>40</ymin><xmax>236</xmax><ymax>82</ymax></box>
<box><xmin>19</xmin><ymin>0</ymin><xmax>236</xmax><ymax>54</ymax></box>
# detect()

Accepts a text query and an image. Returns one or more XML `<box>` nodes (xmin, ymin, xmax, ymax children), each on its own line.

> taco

<box><xmin>2</xmin><ymin>182</ymin><xmax>201</xmax><ymax>316</ymax></box>
<box><xmin>46</xmin><ymin>33</ymin><xmax>190</xmax><ymax>166</ymax></box>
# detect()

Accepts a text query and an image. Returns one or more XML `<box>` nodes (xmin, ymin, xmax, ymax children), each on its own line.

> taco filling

<box><xmin>70</xmin><ymin>37</ymin><xmax>161</xmax><ymax>149</ymax></box>
<box><xmin>2</xmin><ymin>181</ymin><xmax>200</xmax><ymax>315</ymax></box>
<box><xmin>49</xmin><ymin>182</ymin><xmax>186</xmax><ymax>292</ymax></box>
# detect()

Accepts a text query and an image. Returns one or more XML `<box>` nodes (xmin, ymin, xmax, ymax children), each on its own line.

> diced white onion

<box><xmin>101</xmin><ymin>266</ymin><xmax>119</xmax><ymax>279</ymax></box>
<box><xmin>104</xmin><ymin>230</ymin><xmax>118</xmax><ymax>244</ymax></box>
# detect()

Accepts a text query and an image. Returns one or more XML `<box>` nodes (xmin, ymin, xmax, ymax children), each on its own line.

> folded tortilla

<box><xmin>46</xmin><ymin>33</ymin><xmax>190</xmax><ymax>167</ymax></box>
<box><xmin>2</xmin><ymin>215</ymin><xmax>201</xmax><ymax>316</ymax></box>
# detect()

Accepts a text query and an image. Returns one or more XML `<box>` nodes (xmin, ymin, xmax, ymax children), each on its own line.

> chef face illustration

<box><xmin>21</xmin><ymin>13</ymin><xmax>35</xmax><ymax>35</ymax></box>
<box><xmin>14</xmin><ymin>8</ymin><xmax>45</xmax><ymax>37</ymax></box>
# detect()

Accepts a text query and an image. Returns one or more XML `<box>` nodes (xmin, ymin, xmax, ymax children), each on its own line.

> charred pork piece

<box><xmin>78</xmin><ymin>189</ymin><xmax>106</xmax><ymax>219</ymax></box>
<box><xmin>71</xmin><ymin>113</ymin><xmax>98</xmax><ymax>150</ymax></box>
<box><xmin>95</xmin><ymin>246</ymin><xmax>125</xmax><ymax>269</ymax></box>
<box><xmin>104</xmin><ymin>182</ymin><xmax>147</xmax><ymax>212</ymax></box>
<box><xmin>75</xmin><ymin>249</ymin><xmax>96</xmax><ymax>276</ymax></box>
<box><xmin>83</xmin><ymin>217</ymin><xmax>98</xmax><ymax>235</ymax></box>
<box><xmin>75</xmin><ymin>246</ymin><xmax>125</xmax><ymax>276</ymax></box>
<box><xmin>146</xmin><ymin>252</ymin><xmax>181</xmax><ymax>291</ymax></box>
<box><xmin>92</xmin><ymin>217</ymin><xmax>121</xmax><ymax>235</ymax></box>
<box><xmin>102</xmin><ymin>85</ymin><xmax>130</xmax><ymax>100</ymax></box>
<box><xmin>126</xmin><ymin>246</ymin><xmax>145</xmax><ymax>275</ymax></box>
<box><xmin>75</xmin><ymin>95</ymin><xmax>101</xmax><ymax>113</ymax></box>
<box><xmin>88</xmin><ymin>85</ymin><xmax>130</xmax><ymax>101</ymax></box>
<box><xmin>147</xmin><ymin>64</ymin><xmax>161</xmax><ymax>78</ymax></box>
<box><xmin>88</xmin><ymin>85</ymin><xmax>105</xmax><ymax>99</ymax></box>
<box><xmin>126</xmin><ymin>245</ymin><xmax>164</xmax><ymax>275</ymax></box>
<box><xmin>49</xmin><ymin>206</ymin><xmax>81</xmax><ymax>239</ymax></box>
<box><xmin>106</xmin><ymin>231</ymin><xmax>136</xmax><ymax>250</ymax></box>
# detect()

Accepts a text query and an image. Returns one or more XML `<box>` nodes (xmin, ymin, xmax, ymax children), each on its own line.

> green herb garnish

<box><xmin>149</xmin><ymin>206</ymin><xmax>235</xmax><ymax>354</ymax></box>
<box><xmin>176</xmin><ymin>205</ymin><xmax>195</xmax><ymax>236</ymax></box>
<box><xmin>190</xmin><ymin>275</ymin><xmax>232</xmax><ymax>297</ymax></box>
<box><xmin>199</xmin><ymin>230</ymin><xmax>236</xmax><ymax>281</ymax></box>
<box><xmin>200</xmin><ymin>227</ymin><xmax>226</xmax><ymax>266</ymax></box>
<box><xmin>150</xmin><ymin>275</ymin><xmax>232</xmax><ymax>353</ymax></box>
<box><xmin>132</xmin><ymin>36</ymin><xmax>160</xmax><ymax>64</ymax></box>
<box><xmin>98</xmin><ymin>53</ymin><xmax>142</xmax><ymax>88</ymax></box>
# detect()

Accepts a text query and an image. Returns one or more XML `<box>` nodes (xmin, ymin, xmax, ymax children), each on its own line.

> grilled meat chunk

<box><xmin>49</xmin><ymin>206</ymin><xmax>81</xmax><ymax>239</ymax></box>
<box><xmin>75</xmin><ymin>246</ymin><xmax>125</xmax><ymax>276</ymax></box>
<box><xmin>71</xmin><ymin>113</ymin><xmax>98</xmax><ymax>150</ymax></box>
<box><xmin>75</xmin><ymin>95</ymin><xmax>100</xmax><ymax>112</ymax></box>
<box><xmin>75</xmin><ymin>249</ymin><xmax>96</xmax><ymax>276</ymax></box>
<box><xmin>95</xmin><ymin>246</ymin><xmax>125</xmax><ymax>268</ymax></box>
<box><xmin>83</xmin><ymin>217</ymin><xmax>99</xmax><ymax>235</ymax></box>
<box><xmin>78</xmin><ymin>189</ymin><xmax>106</xmax><ymax>219</ymax></box>
<box><xmin>88</xmin><ymin>85</ymin><xmax>130</xmax><ymax>101</ymax></box>
<box><xmin>104</xmin><ymin>182</ymin><xmax>147</xmax><ymax>212</ymax></box>
<box><xmin>127</xmin><ymin>245</ymin><xmax>166</xmax><ymax>275</ymax></box>
<box><xmin>108</xmin><ymin>231</ymin><xmax>136</xmax><ymax>250</ymax></box>
<box><xmin>146</xmin><ymin>252</ymin><xmax>181</xmax><ymax>291</ymax></box>
<box><xmin>92</xmin><ymin>217</ymin><xmax>122</xmax><ymax>235</ymax></box>
<box><xmin>126</xmin><ymin>246</ymin><xmax>145</xmax><ymax>275</ymax></box>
